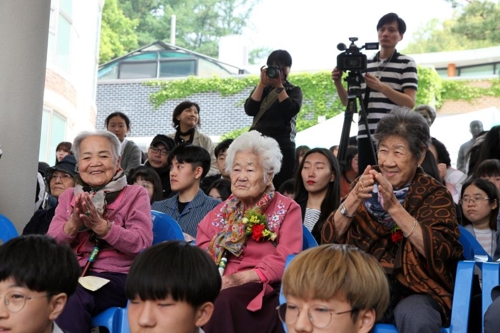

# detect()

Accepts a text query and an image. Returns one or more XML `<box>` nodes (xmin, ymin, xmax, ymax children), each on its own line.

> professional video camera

<box><xmin>337</xmin><ymin>37</ymin><xmax>379</xmax><ymax>72</ymax></box>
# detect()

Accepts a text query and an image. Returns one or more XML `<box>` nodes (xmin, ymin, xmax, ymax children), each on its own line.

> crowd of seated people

<box><xmin>7</xmin><ymin>10</ymin><xmax>500</xmax><ymax>333</ymax></box>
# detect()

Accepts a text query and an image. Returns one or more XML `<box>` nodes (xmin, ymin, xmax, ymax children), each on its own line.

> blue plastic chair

<box><xmin>0</xmin><ymin>214</ymin><xmax>19</xmax><ymax>243</ymax></box>
<box><xmin>151</xmin><ymin>210</ymin><xmax>184</xmax><ymax>244</ymax></box>
<box><xmin>90</xmin><ymin>305</ymin><xmax>123</xmax><ymax>333</ymax></box>
<box><xmin>302</xmin><ymin>225</ymin><xmax>318</xmax><ymax>250</ymax></box>
<box><xmin>480</xmin><ymin>262</ymin><xmax>500</xmax><ymax>333</ymax></box>
<box><xmin>458</xmin><ymin>225</ymin><xmax>492</xmax><ymax>261</ymax></box>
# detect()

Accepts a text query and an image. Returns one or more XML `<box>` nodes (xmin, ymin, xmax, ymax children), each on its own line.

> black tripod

<box><xmin>337</xmin><ymin>71</ymin><xmax>377</xmax><ymax>175</ymax></box>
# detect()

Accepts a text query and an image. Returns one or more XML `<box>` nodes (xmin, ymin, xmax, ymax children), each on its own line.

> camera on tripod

<box><xmin>336</xmin><ymin>37</ymin><xmax>379</xmax><ymax>72</ymax></box>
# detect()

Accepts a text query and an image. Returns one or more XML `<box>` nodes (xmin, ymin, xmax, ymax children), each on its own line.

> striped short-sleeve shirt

<box><xmin>357</xmin><ymin>51</ymin><xmax>418</xmax><ymax>139</ymax></box>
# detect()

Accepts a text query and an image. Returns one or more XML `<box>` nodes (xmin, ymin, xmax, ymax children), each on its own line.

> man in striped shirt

<box><xmin>332</xmin><ymin>13</ymin><xmax>418</xmax><ymax>174</ymax></box>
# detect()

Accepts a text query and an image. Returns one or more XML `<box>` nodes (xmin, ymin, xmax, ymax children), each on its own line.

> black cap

<box><xmin>150</xmin><ymin>134</ymin><xmax>175</xmax><ymax>151</ymax></box>
<box><xmin>46</xmin><ymin>155</ymin><xmax>77</xmax><ymax>178</ymax></box>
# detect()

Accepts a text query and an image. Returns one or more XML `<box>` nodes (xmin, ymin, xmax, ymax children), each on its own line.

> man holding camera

<box><xmin>244</xmin><ymin>49</ymin><xmax>303</xmax><ymax>190</ymax></box>
<box><xmin>332</xmin><ymin>13</ymin><xmax>418</xmax><ymax>174</ymax></box>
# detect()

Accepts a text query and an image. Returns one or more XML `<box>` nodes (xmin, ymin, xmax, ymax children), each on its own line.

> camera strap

<box><xmin>250</xmin><ymin>88</ymin><xmax>279</xmax><ymax>129</ymax></box>
<box><xmin>361</xmin><ymin>86</ymin><xmax>371</xmax><ymax>120</ymax></box>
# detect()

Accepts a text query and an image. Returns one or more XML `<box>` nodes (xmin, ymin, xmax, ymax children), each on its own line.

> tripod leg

<box><xmin>338</xmin><ymin>97</ymin><xmax>356</xmax><ymax>175</ymax></box>
<box><xmin>357</xmin><ymin>95</ymin><xmax>378</xmax><ymax>173</ymax></box>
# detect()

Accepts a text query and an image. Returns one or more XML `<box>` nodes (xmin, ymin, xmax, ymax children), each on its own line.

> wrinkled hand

<box><xmin>78</xmin><ymin>193</ymin><xmax>109</xmax><ymax>236</ymax></box>
<box><xmin>354</xmin><ymin>166</ymin><xmax>376</xmax><ymax>201</ymax></box>
<box><xmin>221</xmin><ymin>270</ymin><xmax>259</xmax><ymax>290</ymax></box>
<box><xmin>364</xmin><ymin>73</ymin><xmax>385</xmax><ymax>92</ymax></box>
<box><xmin>331</xmin><ymin>67</ymin><xmax>343</xmax><ymax>83</ymax></box>
<box><xmin>369</xmin><ymin>170</ymin><xmax>400</xmax><ymax>212</ymax></box>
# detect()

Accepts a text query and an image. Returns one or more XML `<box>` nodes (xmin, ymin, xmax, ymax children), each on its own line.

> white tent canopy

<box><xmin>295</xmin><ymin>107</ymin><xmax>500</xmax><ymax>167</ymax></box>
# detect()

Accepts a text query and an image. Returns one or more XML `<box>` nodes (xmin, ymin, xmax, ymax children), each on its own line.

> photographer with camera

<box><xmin>332</xmin><ymin>13</ymin><xmax>418</xmax><ymax>175</ymax></box>
<box><xmin>244</xmin><ymin>50</ymin><xmax>303</xmax><ymax>190</ymax></box>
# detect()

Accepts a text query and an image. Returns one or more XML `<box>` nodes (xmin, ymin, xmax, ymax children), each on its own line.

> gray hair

<box><xmin>72</xmin><ymin>130</ymin><xmax>121</xmax><ymax>162</ymax></box>
<box><xmin>225</xmin><ymin>131</ymin><xmax>282</xmax><ymax>182</ymax></box>
<box><xmin>374</xmin><ymin>107</ymin><xmax>430</xmax><ymax>161</ymax></box>
<box><xmin>414</xmin><ymin>104</ymin><xmax>436</xmax><ymax>122</ymax></box>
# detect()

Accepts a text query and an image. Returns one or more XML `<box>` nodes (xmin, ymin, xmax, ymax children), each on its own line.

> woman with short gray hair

<box><xmin>322</xmin><ymin>108</ymin><xmax>463</xmax><ymax>332</ymax></box>
<box><xmin>196</xmin><ymin>130</ymin><xmax>302</xmax><ymax>333</ymax></box>
<box><xmin>48</xmin><ymin>130</ymin><xmax>153</xmax><ymax>333</ymax></box>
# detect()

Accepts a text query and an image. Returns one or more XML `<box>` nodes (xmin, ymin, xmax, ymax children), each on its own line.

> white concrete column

<box><xmin>0</xmin><ymin>0</ymin><xmax>51</xmax><ymax>231</ymax></box>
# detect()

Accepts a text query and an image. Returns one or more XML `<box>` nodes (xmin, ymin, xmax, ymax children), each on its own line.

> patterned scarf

<box><xmin>363</xmin><ymin>183</ymin><xmax>410</xmax><ymax>228</ymax></box>
<box><xmin>207</xmin><ymin>186</ymin><xmax>275</xmax><ymax>265</ymax></box>
<box><xmin>74</xmin><ymin>170</ymin><xmax>128</xmax><ymax>215</ymax></box>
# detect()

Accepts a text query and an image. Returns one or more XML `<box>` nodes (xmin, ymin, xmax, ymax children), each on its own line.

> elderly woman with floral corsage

<box><xmin>321</xmin><ymin>108</ymin><xmax>463</xmax><ymax>333</ymax></box>
<box><xmin>196</xmin><ymin>130</ymin><xmax>302</xmax><ymax>333</ymax></box>
<box><xmin>47</xmin><ymin>130</ymin><xmax>153</xmax><ymax>333</ymax></box>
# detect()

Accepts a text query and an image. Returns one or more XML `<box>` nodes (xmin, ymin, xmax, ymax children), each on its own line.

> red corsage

<box><xmin>391</xmin><ymin>227</ymin><xmax>403</xmax><ymax>243</ymax></box>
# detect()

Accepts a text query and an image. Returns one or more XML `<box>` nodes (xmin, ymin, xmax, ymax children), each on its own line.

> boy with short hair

<box><xmin>201</xmin><ymin>139</ymin><xmax>233</xmax><ymax>192</ymax></box>
<box><xmin>152</xmin><ymin>144</ymin><xmax>220</xmax><ymax>238</ymax></box>
<box><xmin>0</xmin><ymin>234</ymin><xmax>80</xmax><ymax>333</ymax></box>
<box><xmin>126</xmin><ymin>241</ymin><xmax>221</xmax><ymax>333</ymax></box>
<box><xmin>280</xmin><ymin>244</ymin><xmax>389</xmax><ymax>333</ymax></box>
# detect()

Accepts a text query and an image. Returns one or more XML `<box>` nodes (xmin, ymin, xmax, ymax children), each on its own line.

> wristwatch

<box><xmin>340</xmin><ymin>202</ymin><xmax>355</xmax><ymax>218</ymax></box>
<box><xmin>275</xmin><ymin>87</ymin><xmax>284</xmax><ymax>93</ymax></box>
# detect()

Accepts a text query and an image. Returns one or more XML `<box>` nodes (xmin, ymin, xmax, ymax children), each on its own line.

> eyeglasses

<box><xmin>149</xmin><ymin>146</ymin><xmax>168</xmax><ymax>156</ymax></box>
<box><xmin>459</xmin><ymin>197</ymin><xmax>490</xmax><ymax>205</ymax></box>
<box><xmin>0</xmin><ymin>291</ymin><xmax>48</xmax><ymax>313</ymax></box>
<box><xmin>276</xmin><ymin>303</ymin><xmax>354</xmax><ymax>329</ymax></box>
<box><xmin>49</xmin><ymin>172</ymin><xmax>73</xmax><ymax>181</ymax></box>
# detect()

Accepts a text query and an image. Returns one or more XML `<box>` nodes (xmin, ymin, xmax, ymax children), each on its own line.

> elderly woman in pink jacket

<box><xmin>47</xmin><ymin>130</ymin><xmax>153</xmax><ymax>333</ymax></box>
<box><xmin>196</xmin><ymin>130</ymin><xmax>303</xmax><ymax>333</ymax></box>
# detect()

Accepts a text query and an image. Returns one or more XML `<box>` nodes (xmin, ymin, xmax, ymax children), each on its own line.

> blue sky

<box><xmin>243</xmin><ymin>0</ymin><xmax>456</xmax><ymax>71</ymax></box>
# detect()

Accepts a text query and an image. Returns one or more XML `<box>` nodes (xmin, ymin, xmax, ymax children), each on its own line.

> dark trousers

<box><xmin>273</xmin><ymin>143</ymin><xmax>295</xmax><ymax>191</ymax></box>
<box><xmin>55</xmin><ymin>271</ymin><xmax>128</xmax><ymax>333</ymax></box>
<box><xmin>357</xmin><ymin>137</ymin><xmax>377</xmax><ymax>175</ymax></box>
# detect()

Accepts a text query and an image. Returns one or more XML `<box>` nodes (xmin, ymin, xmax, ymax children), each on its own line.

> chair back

<box><xmin>458</xmin><ymin>225</ymin><xmax>492</xmax><ymax>261</ymax></box>
<box><xmin>302</xmin><ymin>226</ymin><xmax>318</xmax><ymax>250</ymax></box>
<box><xmin>151</xmin><ymin>210</ymin><xmax>184</xmax><ymax>244</ymax></box>
<box><xmin>0</xmin><ymin>214</ymin><xmax>19</xmax><ymax>243</ymax></box>
<box><xmin>481</xmin><ymin>262</ymin><xmax>500</xmax><ymax>333</ymax></box>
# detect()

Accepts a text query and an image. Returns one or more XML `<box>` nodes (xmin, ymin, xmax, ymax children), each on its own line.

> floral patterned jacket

<box><xmin>196</xmin><ymin>192</ymin><xmax>302</xmax><ymax>284</ymax></box>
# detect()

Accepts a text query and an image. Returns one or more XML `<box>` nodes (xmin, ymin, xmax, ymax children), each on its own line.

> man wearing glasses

<box><xmin>144</xmin><ymin>134</ymin><xmax>176</xmax><ymax>199</ymax></box>
<box><xmin>279</xmin><ymin>244</ymin><xmax>389</xmax><ymax>333</ymax></box>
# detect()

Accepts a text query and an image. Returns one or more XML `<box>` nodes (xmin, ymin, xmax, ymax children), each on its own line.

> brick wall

<box><xmin>45</xmin><ymin>68</ymin><xmax>78</xmax><ymax>107</ymax></box>
<box><xmin>438</xmin><ymin>96</ymin><xmax>500</xmax><ymax>114</ymax></box>
<box><xmin>96</xmin><ymin>81</ymin><xmax>254</xmax><ymax>138</ymax></box>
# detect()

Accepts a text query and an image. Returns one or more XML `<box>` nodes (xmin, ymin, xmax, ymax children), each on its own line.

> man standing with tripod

<box><xmin>332</xmin><ymin>13</ymin><xmax>418</xmax><ymax>174</ymax></box>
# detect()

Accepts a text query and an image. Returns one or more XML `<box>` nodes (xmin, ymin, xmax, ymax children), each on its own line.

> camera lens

<box><xmin>266</xmin><ymin>67</ymin><xmax>279</xmax><ymax>79</ymax></box>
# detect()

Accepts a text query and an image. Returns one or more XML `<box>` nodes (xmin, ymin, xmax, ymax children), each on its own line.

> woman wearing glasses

<box><xmin>23</xmin><ymin>155</ymin><xmax>77</xmax><ymax>235</ymax></box>
<box><xmin>460</xmin><ymin>178</ymin><xmax>499</xmax><ymax>257</ymax></box>
<box><xmin>144</xmin><ymin>134</ymin><xmax>176</xmax><ymax>199</ymax></box>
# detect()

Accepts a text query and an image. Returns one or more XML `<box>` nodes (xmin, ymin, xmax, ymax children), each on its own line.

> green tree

<box><xmin>403</xmin><ymin>17</ymin><xmax>495</xmax><ymax>54</ymax></box>
<box><xmin>99</xmin><ymin>0</ymin><xmax>139</xmax><ymax>64</ymax></box>
<box><xmin>443</xmin><ymin>0</ymin><xmax>500</xmax><ymax>43</ymax></box>
<box><xmin>117</xmin><ymin>0</ymin><xmax>260</xmax><ymax>57</ymax></box>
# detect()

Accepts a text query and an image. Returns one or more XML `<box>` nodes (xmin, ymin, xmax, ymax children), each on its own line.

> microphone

<box><xmin>337</xmin><ymin>43</ymin><xmax>347</xmax><ymax>51</ymax></box>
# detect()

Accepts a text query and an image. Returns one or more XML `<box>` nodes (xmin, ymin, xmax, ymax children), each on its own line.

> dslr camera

<box><xmin>265</xmin><ymin>66</ymin><xmax>282</xmax><ymax>79</ymax></box>
<box><xmin>337</xmin><ymin>37</ymin><xmax>379</xmax><ymax>72</ymax></box>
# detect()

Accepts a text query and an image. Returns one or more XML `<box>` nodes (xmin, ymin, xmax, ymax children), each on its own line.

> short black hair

<box><xmin>128</xmin><ymin>166</ymin><xmax>164</xmax><ymax>203</ymax></box>
<box><xmin>206</xmin><ymin>178</ymin><xmax>232</xmax><ymax>201</ymax></box>
<box><xmin>267</xmin><ymin>50</ymin><xmax>292</xmax><ymax>67</ymax></box>
<box><xmin>168</xmin><ymin>144</ymin><xmax>211</xmax><ymax>179</ymax></box>
<box><xmin>214</xmin><ymin>139</ymin><xmax>233</xmax><ymax>158</ymax></box>
<box><xmin>475</xmin><ymin>159</ymin><xmax>500</xmax><ymax>179</ymax></box>
<box><xmin>172</xmin><ymin>101</ymin><xmax>201</xmax><ymax>129</ymax></box>
<box><xmin>125</xmin><ymin>241</ymin><xmax>221</xmax><ymax>307</ymax></box>
<box><xmin>343</xmin><ymin>146</ymin><xmax>359</xmax><ymax>174</ymax></box>
<box><xmin>0</xmin><ymin>235</ymin><xmax>80</xmax><ymax>296</ymax></box>
<box><xmin>105</xmin><ymin>112</ymin><xmax>131</xmax><ymax>130</ymax></box>
<box><xmin>420</xmin><ymin>149</ymin><xmax>441</xmax><ymax>182</ymax></box>
<box><xmin>278</xmin><ymin>179</ymin><xmax>295</xmax><ymax>196</ymax></box>
<box><xmin>431</xmin><ymin>137</ymin><xmax>451</xmax><ymax>167</ymax></box>
<box><xmin>377</xmin><ymin>13</ymin><xmax>406</xmax><ymax>35</ymax></box>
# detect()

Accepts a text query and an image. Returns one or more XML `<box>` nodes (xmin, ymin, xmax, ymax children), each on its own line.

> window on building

<box><xmin>119</xmin><ymin>62</ymin><xmax>158</xmax><ymax>79</ymax></box>
<box><xmin>47</xmin><ymin>0</ymin><xmax>73</xmax><ymax>73</ymax></box>
<box><xmin>159</xmin><ymin>60</ymin><xmax>196</xmax><ymax>77</ymax></box>
<box><xmin>39</xmin><ymin>109</ymin><xmax>67</xmax><ymax>164</ymax></box>
<box><xmin>459</xmin><ymin>64</ymin><xmax>496</xmax><ymax>77</ymax></box>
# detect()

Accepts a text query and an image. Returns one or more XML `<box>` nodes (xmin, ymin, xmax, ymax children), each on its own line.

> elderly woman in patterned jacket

<box><xmin>196</xmin><ymin>130</ymin><xmax>302</xmax><ymax>333</ymax></box>
<box><xmin>322</xmin><ymin>108</ymin><xmax>463</xmax><ymax>333</ymax></box>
